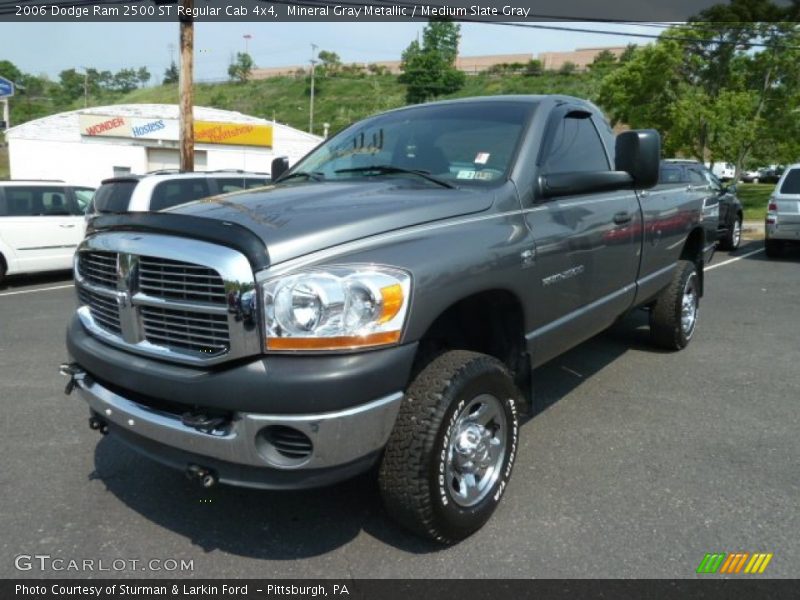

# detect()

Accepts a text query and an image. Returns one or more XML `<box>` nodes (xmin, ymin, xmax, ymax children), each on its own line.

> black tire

<box><xmin>0</xmin><ymin>255</ymin><xmax>6</xmax><ymax>287</ymax></box>
<box><xmin>379</xmin><ymin>350</ymin><xmax>521</xmax><ymax>544</ymax></box>
<box><xmin>719</xmin><ymin>216</ymin><xmax>742</xmax><ymax>250</ymax></box>
<box><xmin>765</xmin><ymin>239</ymin><xmax>783</xmax><ymax>258</ymax></box>
<box><xmin>650</xmin><ymin>260</ymin><xmax>700</xmax><ymax>351</ymax></box>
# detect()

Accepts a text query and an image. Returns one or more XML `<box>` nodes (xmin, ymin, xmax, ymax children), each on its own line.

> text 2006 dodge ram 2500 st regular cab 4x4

<box><xmin>63</xmin><ymin>96</ymin><xmax>714</xmax><ymax>543</ymax></box>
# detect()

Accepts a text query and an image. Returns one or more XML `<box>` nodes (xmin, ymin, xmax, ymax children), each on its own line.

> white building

<box><xmin>5</xmin><ymin>104</ymin><xmax>321</xmax><ymax>187</ymax></box>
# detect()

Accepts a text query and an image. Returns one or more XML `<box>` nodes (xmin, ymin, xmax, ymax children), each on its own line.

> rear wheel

<box><xmin>650</xmin><ymin>260</ymin><xmax>699</xmax><ymax>351</ymax></box>
<box><xmin>719</xmin><ymin>216</ymin><xmax>742</xmax><ymax>250</ymax></box>
<box><xmin>765</xmin><ymin>239</ymin><xmax>783</xmax><ymax>258</ymax></box>
<box><xmin>379</xmin><ymin>350</ymin><xmax>521</xmax><ymax>544</ymax></box>
<box><xmin>0</xmin><ymin>255</ymin><xmax>6</xmax><ymax>286</ymax></box>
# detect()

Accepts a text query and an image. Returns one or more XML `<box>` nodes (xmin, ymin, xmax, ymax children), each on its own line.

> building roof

<box><xmin>4</xmin><ymin>104</ymin><xmax>320</xmax><ymax>143</ymax></box>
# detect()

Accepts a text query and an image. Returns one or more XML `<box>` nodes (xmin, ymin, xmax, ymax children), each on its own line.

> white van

<box><xmin>706</xmin><ymin>162</ymin><xmax>736</xmax><ymax>181</ymax></box>
<box><xmin>0</xmin><ymin>181</ymin><xmax>95</xmax><ymax>283</ymax></box>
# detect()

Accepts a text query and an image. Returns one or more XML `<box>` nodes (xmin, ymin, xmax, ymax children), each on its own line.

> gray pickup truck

<box><xmin>63</xmin><ymin>95</ymin><xmax>713</xmax><ymax>543</ymax></box>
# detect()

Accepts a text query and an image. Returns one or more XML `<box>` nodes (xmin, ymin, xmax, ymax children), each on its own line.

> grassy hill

<box><xmin>118</xmin><ymin>71</ymin><xmax>601</xmax><ymax>137</ymax></box>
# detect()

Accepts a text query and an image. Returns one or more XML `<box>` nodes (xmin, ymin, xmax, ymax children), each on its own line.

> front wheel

<box><xmin>379</xmin><ymin>350</ymin><xmax>521</xmax><ymax>544</ymax></box>
<box><xmin>650</xmin><ymin>260</ymin><xmax>699</xmax><ymax>350</ymax></box>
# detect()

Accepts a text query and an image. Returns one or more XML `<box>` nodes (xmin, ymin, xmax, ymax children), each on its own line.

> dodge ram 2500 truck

<box><xmin>63</xmin><ymin>95</ymin><xmax>713</xmax><ymax>543</ymax></box>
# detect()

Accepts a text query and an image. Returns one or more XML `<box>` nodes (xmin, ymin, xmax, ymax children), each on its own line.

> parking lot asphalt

<box><xmin>1</xmin><ymin>240</ymin><xmax>798</xmax><ymax>579</ymax></box>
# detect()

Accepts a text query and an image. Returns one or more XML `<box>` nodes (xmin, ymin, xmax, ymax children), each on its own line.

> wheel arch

<box><xmin>410</xmin><ymin>288</ymin><xmax>531</xmax><ymax>407</ymax></box>
<box><xmin>680</xmin><ymin>226</ymin><xmax>705</xmax><ymax>297</ymax></box>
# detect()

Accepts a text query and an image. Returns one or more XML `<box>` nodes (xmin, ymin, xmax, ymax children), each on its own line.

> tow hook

<box><xmin>186</xmin><ymin>464</ymin><xmax>218</xmax><ymax>488</ymax></box>
<box><xmin>88</xmin><ymin>414</ymin><xmax>109</xmax><ymax>435</ymax></box>
<box><xmin>59</xmin><ymin>362</ymin><xmax>86</xmax><ymax>395</ymax></box>
<box><xmin>181</xmin><ymin>412</ymin><xmax>230</xmax><ymax>435</ymax></box>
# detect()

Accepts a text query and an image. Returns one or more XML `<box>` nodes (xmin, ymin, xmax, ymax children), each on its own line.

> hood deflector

<box><xmin>87</xmin><ymin>213</ymin><xmax>270</xmax><ymax>271</ymax></box>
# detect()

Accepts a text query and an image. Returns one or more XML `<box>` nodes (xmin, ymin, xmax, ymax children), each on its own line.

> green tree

<box><xmin>317</xmin><ymin>50</ymin><xmax>341</xmax><ymax>76</ymax></box>
<box><xmin>0</xmin><ymin>60</ymin><xmax>23</xmax><ymax>83</ymax></box>
<box><xmin>598</xmin><ymin>7</ymin><xmax>800</xmax><ymax>176</ymax></box>
<box><xmin>399</xmin><ymin>21</ymin><xmax>465</xmax><ymax>103</ymax></box>
<box><xmin>137</xmin><ymin>66</ymin><xmax>151</xmax><ymax>88</ymax></box>
<box><xmin>228</xmin><ymin>52</ymin><xmax>254</xmax><ymax>83</ymax></box>
<box><xmin>163</xmin><ymin>61</ymin><xmax>179</xmax><ymax>84</ymax></box>
<box><xmin>112</xmin><ymin>68</ymin><xmax>140</xmax><ymax>93</ymax></box>
<box><xmin>558</xmin><ymin>61</ymin><xmax>577</xmax><ymax>75</ymax></box>
<box><xmin>588</xmin><ymin>50</ymin><xmax>617</xmax><ymax>75</ymax></box>
<box><xmin>524</xmin><ymin>59</ymin><xmax>543</xmax><ymax>76</ymax></box>
<box><xmin>58</xmin><ymin>68</ymin><xmax>85</xmax><ymax>102</ymax></box>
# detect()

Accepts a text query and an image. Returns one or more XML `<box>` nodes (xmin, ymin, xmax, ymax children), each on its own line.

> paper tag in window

<box><xmin>457</xmin><ymin>170</ymin><xmax>476</xmax><ymax>179</ymax></box>
<box><xmin>474</xmin><ymin>152</ymin><xmax>490</xmax><ymax>165</ymax></box>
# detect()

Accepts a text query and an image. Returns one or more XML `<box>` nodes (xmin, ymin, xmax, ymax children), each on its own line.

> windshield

<box><xmin>290</xmin><ymin>101</ymin><xmax>536</xmax><ymax>186</ymax></box>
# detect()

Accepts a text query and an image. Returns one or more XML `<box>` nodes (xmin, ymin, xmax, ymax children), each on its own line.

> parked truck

<box><xmin>63</xmin><ymin>95</ymin><xmax>713</xmax><ymax>543</ymax></box>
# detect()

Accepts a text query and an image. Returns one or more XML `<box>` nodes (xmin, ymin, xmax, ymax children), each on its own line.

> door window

<box><xmin>542</xmin><ymin>115</ymin><xmax>610</xmax><ymax>173</ymax></box>
<box><xmin>73</xmin><ymin>188</ymin><xmax>95</xmax><ymax>213</ymax></box>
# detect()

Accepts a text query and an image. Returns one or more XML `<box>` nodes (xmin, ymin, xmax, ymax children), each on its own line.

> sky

<box><xmin>0</xmin><ymin>21</ymin><xmax>658</xmax><ymax>83</ymax></box>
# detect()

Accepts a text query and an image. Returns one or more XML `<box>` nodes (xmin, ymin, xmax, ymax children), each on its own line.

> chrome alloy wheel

<box><xmin>732</xmin><ymin>219</ymin><xmax>742</xmax><ymax>248</ymax></box>
<box><xmin>681</xmin><ymin>273</ymin><xmax>698</xmax><ymax>338</ymax></box>
<box><xmin>445</xmin><ymin>394</ymin><xmax>508</xmax><ymax>507</ymax></box>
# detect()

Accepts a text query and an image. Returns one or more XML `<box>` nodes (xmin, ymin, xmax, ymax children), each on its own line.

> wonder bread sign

<box><xmin>78</xmin><ymin>114</ymin><xmax>273</xmax><ymax>148</ymax></box>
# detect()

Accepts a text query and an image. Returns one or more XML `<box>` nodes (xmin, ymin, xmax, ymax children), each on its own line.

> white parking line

<box><xmin>706</xmin><ymin>247</ymin><xmax>765</xmax><ymax>271</ymax></box>
<box><xmin>0</xmin><ymin>283</ymin><xmax>74</xmax><ymax>297</ymax></box>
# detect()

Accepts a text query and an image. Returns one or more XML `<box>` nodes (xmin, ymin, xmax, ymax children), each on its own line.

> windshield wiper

<box><xmin>275</xmin><ymin>171</ymin><xmax>325</xmax><ymax>183</ymax></box>
<box><xmin>334</xmin><ymin>165</ymin><xmax>456</xmax><ymax>189</ymax></box>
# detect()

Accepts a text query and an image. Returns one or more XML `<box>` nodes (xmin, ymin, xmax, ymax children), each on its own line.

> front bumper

<box><xmin>65</xmin><ymin>314</ymin><xmax>417</xmax><ymax>489</ymax></box>
<box><xmin>70</xmin><ymin>370</ymin><xmax>401</xmax><ymax>488</ymax></box>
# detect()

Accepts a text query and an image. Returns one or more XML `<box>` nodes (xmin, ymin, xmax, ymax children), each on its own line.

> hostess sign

<box><xmin>79</xmin><ymin>114</ymin><xmax>272</xmax><ymax>147</ymax></box>
<box><xmin>131</xmin><ymin>118</ymin><xmax>169</xmax><ymax>138</ymax></box>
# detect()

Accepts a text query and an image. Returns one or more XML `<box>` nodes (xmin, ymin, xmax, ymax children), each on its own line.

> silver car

<box><xmin>765</xmin><ymin>163</ymin><xmax>800</xmax><ymax>257</ymax></box>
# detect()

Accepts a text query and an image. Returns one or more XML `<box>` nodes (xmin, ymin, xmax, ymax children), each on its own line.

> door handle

<box><xmin>613</xmin><ymin>211</ymin><xmax>632</xmax><ymax>225</ymax></box>
<box><xmin>60</xmin><ymin>224</ymin><xmax>76</xmax><ymax>228</ymax></box>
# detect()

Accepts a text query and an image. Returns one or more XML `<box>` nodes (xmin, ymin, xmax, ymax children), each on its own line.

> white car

<box><xmin>87</xmin><ymin>170</ymin><xmax>270</xmax><ymax>216</ymax></box>
<box><xmin>0</xmin><ymin>181</ymin><xmax>95</xmax><ymax>283</ymax></box>
<box><xmin>765</xmin><ymin>163</ymin><xmax>800</xmax><ymax>257</ymax></box>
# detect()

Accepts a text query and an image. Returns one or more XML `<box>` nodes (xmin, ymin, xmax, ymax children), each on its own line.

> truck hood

<box><xmin>169</xmin><ymin>180</ymin><xmax>494</xmax><ymax>265</ymax></box>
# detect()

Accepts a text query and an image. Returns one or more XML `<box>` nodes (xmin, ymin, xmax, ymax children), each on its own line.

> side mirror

<box><xmin>271</xmin><ymin>156</ymin><xmax>289</xmax><ymax>181</ymax></box>
<box><xmin>615</xmin><ymin>129</ymin><xmax>660</xmax><ymax>189</ymax></box>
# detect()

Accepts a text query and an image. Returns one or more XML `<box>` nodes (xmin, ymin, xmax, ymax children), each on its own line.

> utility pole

<box><xmin>243</xmin><ymin>34</ymin><xmax>252</xmax><ymax>55</ymax></box>
<box><xmin>78</xmin><ymin>66</ymin><xmax>89</xmax><ymax>108</ymax></box>
<box><xmin>179</xmin><ymin>0</ymin><xmax>194</xmax><ymax>172</ymax></box>
<box><xmin>309</xmin><ymin>43</ymin><xmax>318</xmax><ymax>135</ymax></box>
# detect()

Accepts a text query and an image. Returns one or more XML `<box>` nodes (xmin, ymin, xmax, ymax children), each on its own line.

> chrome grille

<box><xmin>138</xmin><ymin>256</ymin><xmax>227</xmax><ymax>305</ymax></box>
<box><xmin>77</xmin><ymin>286</ymin><xmax>122</xmax><ymax>334</ymax></box>
<box><xmin>140</xmin><ymin>306</ymin><xmax>229</xmax><ymax>354</ymax></box>
<box><xmin>78</xmin><ymin>252</ymin><xmax>118</xmax><ymax>288</ymax></box>
<box><xmin>73</xmin><ymin>232</ymin><xmax>258</xmax><ymax>366</ymax></box>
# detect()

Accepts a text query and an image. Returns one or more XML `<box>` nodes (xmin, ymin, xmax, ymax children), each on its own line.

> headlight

<box><xmin>261</xmin><ymin>265</ymin><xmax>411</xmax><ymax>351</ymax></box>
